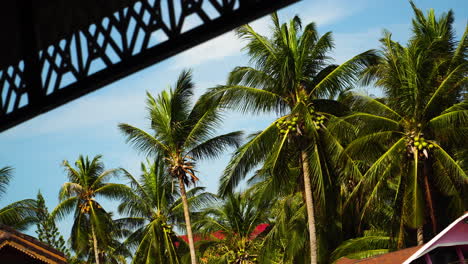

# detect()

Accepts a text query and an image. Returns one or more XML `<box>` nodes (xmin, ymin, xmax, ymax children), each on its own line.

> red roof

<box><xmin>179</xmin><ymin>224</ymin><xmax>270</xmax><ymax>244</ymax></box>
<box><xmin>336</xmin><ymin>246</ymin><xmax>423</xmax><ymax>264</ymax></box>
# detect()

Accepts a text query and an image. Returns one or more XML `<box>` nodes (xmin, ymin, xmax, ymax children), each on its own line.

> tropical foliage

<box><xmin>117</xmin><ymin>158</ymin><xmax>215</xmax><ymax>264</ymax></box>
<box><xmin>52</xmin><ymin>155</ymin><xmax>131</xmax><ymax>264</ymax></box>
<box><xmin>195</xmin><ymin>191</ymin><xmax>271</xmax><ymax>264</ymax></box>
<box><xmin>0</xmin><ymin>166</ymin><xmax>37</xmax><ymax>230</ymax></box>
<box><xmin>118</xmin><ymin>69</ymin><xmax>243</xmax><ymax>264</ymax></box>
<box><xmin>341</xmin><ymin>2</ymin><xmax>468</xmax><ymax>248</ymax></box>
<box><xmin>201</xmin><ymin>12</ymin><xmax>377</xmax><ymax>263</ymax></box>
<box><xmin>35</xmin><ymin>191</ymin><xmax>69</xmax><ymax>256</ymax></box>
<box><xmin>1</xmin><ymin>3</ymin><xmax>466</xmax><ymax>264</ymax></box>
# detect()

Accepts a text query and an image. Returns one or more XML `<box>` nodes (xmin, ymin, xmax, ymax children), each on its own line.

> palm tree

<box><xmin>0</xmin><ymin>166</ymin><xmax>37</xmax><ymax>230</ymax></box>
<box><xmin>119</xmin><ymin>70</ymin><xmax>243</xmax><ymax>264</ymax></box>
<box><xmin>195</xmin><ymin>191</ymin><xmax>271</xmax><ymax>264</ymax></box>
<box><xmin>117</xmin><ymin>159</ymin><xmax>215</xmax><ymax>264</ymax></box>
<box><xmin>203</xmin><ymin>14</ymin><xmax>377</xmax><ymax>263</ymax></box>
<box><xmin>52</xmin><ymin>155</ymin><xmax>132</xmax><ymax>264</ymax></box>
<box><xmin>260</xmin><ymin>193</ymin><xmax>309</xmax><ymax>264</ymax></box>
<box><xmin>343</xmin><ymin>2</ymin><xmax>468</xmax><ymax>246</ymax></box>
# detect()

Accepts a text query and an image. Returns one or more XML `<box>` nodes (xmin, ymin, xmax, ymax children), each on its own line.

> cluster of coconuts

<box><xmin>227</xmin><ymin>249</ymin><xmax>256</xmax><ymax>263</ymax></box>
<box><xmin>407</xmin><ymin>134</ymin><xmax>435</xmax><ymax>159</ymax></box>
<box><xmin>413</xmin><ymin>136</ymin><xmax>434</xmax><ymax>151</ymax></box>
<box><xmin>276</xmin><ymin>116</ymin><xmax>299</xmax><ymax>134</ymax></box>
<box><xmin>79</xmin><ymin>202</ymin><xmax>101</xmax><ymax>213</ymax></box>
<box><xmin>79</xmin><ymin>204</ymin><xmax>91</xmax><ymax>213</ymax></box>
<box><xmin>161</xmin><ymin>223</ymin><xmax>174</xmax><ymax>234</ymax></box>
<box><xmin>310</xmin><ymin>108</ymin><xmax>325</xmax><ymax>129</ymax></box>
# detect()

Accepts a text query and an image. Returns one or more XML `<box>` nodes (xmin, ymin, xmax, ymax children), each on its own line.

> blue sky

<box><xmin>1</xmin><ymin>0</ymin><xmax>467</xmax><ymax>238</ymax></box>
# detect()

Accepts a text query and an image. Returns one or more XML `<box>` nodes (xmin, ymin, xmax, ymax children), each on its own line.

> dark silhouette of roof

<box><xmin>0</xmin><ymin>0</ymin><xmax>298</xmax><ymax>132</ymax></box>
<box><xmin>0</xmin><ymin>224</ymin><xmax>68</xmax><ymax>264</ymax></box>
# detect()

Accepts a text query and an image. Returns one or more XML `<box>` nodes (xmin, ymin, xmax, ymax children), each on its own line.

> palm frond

<box><xmin>206</xmin><ymin>85</ymin><xmax>288</xmax><ymax>114</ymax></box>
<box><xmin>311</xmin><ymin>50</ymin><xmax>379</xmax><ymax>98</ymax></box>
<box><xmin>330</xmin><ymin>235</ymin><xmax>390</xmax><ymax>263</ymax></box>
<box><xmin>118</xmin><ymin>123</ymin><xmax>169</xmax><ymax>156</ymax></box>
<box><xmin>188</xmin><ymin>131</ymin><xmax>243</xmax><ymax>160</ymax></box>
<box><xmin>0</xmin><ymin>166</ymin><xmax>13</xmax><ymax>197</ymax></box>
<box><xmin>218</xmin><ymin>123</ymin><xmax>278</xmax><ymax>197</ymax></box>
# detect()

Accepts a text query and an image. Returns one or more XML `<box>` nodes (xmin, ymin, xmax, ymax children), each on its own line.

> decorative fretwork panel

<box><xmin>0</xmin><ymin>0</ymin><xmax>298</xmax><ymax>131</ymax></box>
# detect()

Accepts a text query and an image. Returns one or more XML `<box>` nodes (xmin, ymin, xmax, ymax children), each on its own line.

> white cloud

<box><xmin>172</xmin><ymin>31</ymin><xmax>241</xmax><ymax>69</ymax></box>
<box><xmin>170</xmin><ymin>17</ymin><xmax>271</xmax><ymax>69</ymax></box>
<box><xmin>169</xmin><ymin>0</ymin><xmax>370</xmax><ymax>69</ymax></box>
<box><xmin>2</xmin><ymin>90</ymin><xmax>147</xmax><ymax>138</ymax></box>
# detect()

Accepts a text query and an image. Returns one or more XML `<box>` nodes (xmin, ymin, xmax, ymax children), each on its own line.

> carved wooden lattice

<box><xmin>0</xmin><ymin>0</ymin><xmax>298</xmax><ymax>131</ymax></box>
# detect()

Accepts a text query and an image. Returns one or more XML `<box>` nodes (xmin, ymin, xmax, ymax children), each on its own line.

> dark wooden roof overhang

<box><xmin>0</xmin><ymin>0</ymin><xmax>299</xmax><ymax>132</ymax></box>
<box><xmin>0</xmin><ymin>224</ymin><xmax>68</xmax><ymax>264</ymax></box>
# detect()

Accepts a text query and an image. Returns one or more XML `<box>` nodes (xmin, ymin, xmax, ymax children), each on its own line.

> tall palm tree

<box><xmin>203</xmin><ymin>14</ymin><xmax>377</xmax><ymax>263</ymax></box>
<box><xmin>119</xmin><ymin>70</ymin><xmax>243</xmax><ymax>264</ymax></box>
<box><xmin>343</xmin><ymin>2</ymin><xmax>468</xmax><ymax>246</ymax></box>
<box><xmin>195</xmin><ymin>191</ymin><xmax>271</xmax><ymax>264</ymax></box>
<box><xmin>52</xmin><ymin>155</ymin><xmax>132</xmax><ymax>264</ymax></box>
<box><xmin>117</xmin><ymin>159</ymin><xmax>215</xmax><ymax>264</ymax></box>
<box><xmin>0</xmin><ymin>166</ymin><xmax>37</xmax><ymax>230</ymax></box>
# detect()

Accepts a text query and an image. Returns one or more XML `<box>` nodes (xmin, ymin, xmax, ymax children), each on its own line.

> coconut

<box><xmin>422</xmin><ymin>142</ymin><xmax>428</xmax><ymax>147</ymax></box>
<box><xmin>414</xmin><ymin>142</ymin><xmax>420</xmax><ymax>146</ymax></box>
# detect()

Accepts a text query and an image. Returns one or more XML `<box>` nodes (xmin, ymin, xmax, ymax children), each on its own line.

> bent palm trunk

<box><xmin>302</xmin><ymin>150</ymin><xmax>318</xmax><ymax>264</ymax></box>
<box><xmin>91</xmin><ymin>224</ymin><xmax>100</xmax><ymax>264</ymax></box>
<box><xmin>178</xmin><ymin>175</ymin><xmax>197</xmax><ymax>264</ymax></box>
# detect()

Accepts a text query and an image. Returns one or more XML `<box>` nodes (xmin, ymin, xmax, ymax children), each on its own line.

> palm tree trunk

<box><xmin>91</xmin><ymin>224</ymin><xmax>100</xmax><ymax>264</ymax></box>
<box><xmin>397</xmin><ymin>216</ymin><xmax>406</xmax><ymax>249</ymax></box>
<box><xmin>178</xmin><ymin>175</ymin><xmax>197</xmax><ymax>264</ymax></box>
<box><xmin>301</xmin><ymin>150</ymin><xmax>318</xmax><ymax>264</ymax></box>
<box><xmin>417</xmin><ymin>226</ymin><xmax>424</xmax><ymax>245</ymax></box>
<box><xmin>423</xmin><ymin>160</ymin><xmax>437</xmax><ymax>235</ymax></box>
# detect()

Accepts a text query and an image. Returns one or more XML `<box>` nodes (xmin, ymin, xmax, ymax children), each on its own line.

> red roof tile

<box><xmin>336</xmin><ymin>246</ymin><xmax>423</xmax><ymax>264</ymax></box>
<box><xmin>178</xmin><ymin>224</ymin><xmax>270</xmax><ymax>244</ymax></box>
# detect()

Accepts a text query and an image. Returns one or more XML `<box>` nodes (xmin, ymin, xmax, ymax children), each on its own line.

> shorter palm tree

<box><xmin>117</xmin><ymin>158</ymin><xmax>215</xmax><ymax>264</ymax></box>
<box><xmin>195</xmin><ymin>192</ymin><xmax>271</xmax><ymax>264</ymax></box>
<box><xmin>52</xmin><ymin>155</ymin><xmax>132</xmax><ymax>264</ymax></box>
